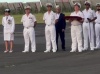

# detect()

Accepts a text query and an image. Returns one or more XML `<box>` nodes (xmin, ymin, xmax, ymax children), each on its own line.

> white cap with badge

<box><xmin>84</xmin><ymin>1</ymin><xmax>91</xmax><ymax>5</ymax></box>
<box><xmin>5</xmin><ymin>9</ymin><xmax>10</xmax><ymax>12</ymax></box>
<box><xmin>46</xmin><ymin>3</ymin><xmax>52</xmax><ymax>7</ymax></box>
<box><xmin>55</xmin><ymin>5</ymin><xmax>60</xmax><ymax>9</ymax></box>
<box><xmin>24</xmin><ymin>6</ymin><xmax>31</xmax><ymax>10</ymax></box>
<box><xmin>96</xmin><ymin>3</ymin><xmax>100</xmax><ymax>7</ymax></box>
<box><xmin>74</xmin><ymin>2</ymin><xmax>81</xmax><ymax>8</ymax></box>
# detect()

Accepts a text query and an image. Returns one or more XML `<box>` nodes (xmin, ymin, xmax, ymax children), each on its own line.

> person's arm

<box><xmin>21</xmin><ymin>15</ymin><xmax>24</xmax><ymax>27</ymax></box>
<box><xmin>69</xmin><ymin>13</ymin><xmax>74</xmax><ymax>22</ymax></box>
<box><xmin>62</xmin><ymin>14</ymin><xmax>66</xmax><ymax>32</ymax></box>
<box><xmin>33</xmin><ymin>15</ymin><xmax>37</xmax><ymax>28</ymax></box>
<box><xmin>43</xmin><ymin>13</ymin><xmax>46</xmax><ymax>25</ymax></box>
<box><xmin>2</xmin><ymin>17</ymin><xmax>4</xmax><ymax>26</ymax></box>
<box><xmin>79</xmin><ymin>12</ymin><xmax>84</xmax><ymax>23</ymax></box>
<box><xmin>11</xmin><ymin>17</ymin><xmax>15</xmax><ymax>34</ymax></box>
<box><xmin>88</xmin><ymin>10</ymin><xmax>97</xmax><ymax>22</ymax></box>
<box><xmin>55</xmin><ymin>13</ymin><xmax>58</xmax><ymax>24</ymax></box>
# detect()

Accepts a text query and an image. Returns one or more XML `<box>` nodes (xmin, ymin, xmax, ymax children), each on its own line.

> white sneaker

<box><xmin>83</xmin><ymin>48</ymin><xmax>88</xmax><ymax>51</ymax></box>
<box><xmin>32</xmin><ymin>51</ymin><xmax>36</xmax><ymax>53</ymax></box>
<box><xmin>90</xmin><ymin>48</ymin><xmax>94</xmax><ymax>51</ymax></box>
<box><xmin>22</xmin><ymin>51</ymin><xmax>29</xmax><ymax>53</ymax></box>
<box><xmin>53</xmin><ymin>51</ymin><xmax>56</xmax><ymax>53</ymax></box>
<box><xmin>44</xmin><ymin>50</ymin><xmax>50</xmax><ymax>53</ymax></box>
<box><xmin>78</xmin><ymin>50</ymin><xmax>82</xmax><ymax>53</ymax></box>
<box><xmin>9</xmin><ymin>50</ymin><xmax>13</xmax><ymax>53</ymax></box>
<box><xmin>4</xmin><ymin>50</ymin><xmax>9</xmax><ymax>53</ymax></box>
<box><xmin>70</xmin><ymin>50</ymin><xmax>76</xmax><ymax>52</ymax></box>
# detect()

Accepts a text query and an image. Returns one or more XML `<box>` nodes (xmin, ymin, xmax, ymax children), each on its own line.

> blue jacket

<box><xmin>55</xmin><ymin>13</ymin><xmax>66</xmax><ymax>31</ymax></box>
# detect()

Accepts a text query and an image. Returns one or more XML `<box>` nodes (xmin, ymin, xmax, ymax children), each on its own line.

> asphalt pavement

<box><xmin>0</xmin><ymin>24</ymin><xmax>100</xmax><ymax>74</ymax></box>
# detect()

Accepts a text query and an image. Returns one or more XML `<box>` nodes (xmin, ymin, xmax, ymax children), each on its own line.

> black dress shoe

<box><xmin>62</xmin><ymin>49</ymin><xmax>66</xmax><ymax>51</ymax></box>
<box><xmin>62</xmin><ymin>48</ymin><xmax>66</xmax><ymax>51</ymax></box>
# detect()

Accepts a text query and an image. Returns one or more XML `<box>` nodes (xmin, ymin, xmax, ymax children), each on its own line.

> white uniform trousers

<box><xmin>23</xmin><ymin>27</ymin><xmax>36</xmax><ymax>52</ymax></box>
<box><xmin>71</xmin><ymin>25</ymin><xmax>83</xmax><ymax>52</ymax></box>
<box><xmin>45</xmin><ymin>25</ymin><xmax>57</xmax><ymax>52</ymax></box>
<box><xmin>83</xmin><ymin>22</ymin><xmax>94</xmax><ymax>49</ymax></box>
<box><xmin>95</xmin><ymin>23</ymin><xmax>100</xmax><ymax>48</ymax></box>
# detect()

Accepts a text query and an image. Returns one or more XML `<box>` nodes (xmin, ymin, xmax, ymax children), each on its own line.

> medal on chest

<box><xmin>8</xmin><ymin>19</ymin><xmax>12</xmax><ymax>25</ymax></box>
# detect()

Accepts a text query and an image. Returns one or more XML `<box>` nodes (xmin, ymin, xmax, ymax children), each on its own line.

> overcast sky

<box><xmin>0</xmin><ymin>0</ymin><xmax>40</xmax><ymax>3</ymax></box>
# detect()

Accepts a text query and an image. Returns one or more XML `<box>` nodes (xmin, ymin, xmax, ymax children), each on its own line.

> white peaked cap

<box><xmin>46</xmin><ymin>3</ymin><xmax>52</xmax><ymax>7</ymax></box>
<box><xmin>84</xmin><ymin>1</ymin><xmax>91</xmax><ymax>5</ymax></box>
<box><xmin>74</xmin><ymin>2</ymin><xmax>81</xmax><ymax>8</ymax></box>
<box><xmin>55</xmin><ymin>5</ymin><xmax>60</xmax><ymax>8</ymax></box>
<box><xmin>96</xmin><ymin>3</ymin><xmax>100</xmax><ymax>6</ymax></box>
<box><xmin>24</xmin><ymin>6</ymin><xmax>31</xmax><ymax>9</ymax></box>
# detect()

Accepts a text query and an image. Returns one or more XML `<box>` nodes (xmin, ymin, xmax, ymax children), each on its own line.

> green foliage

<box><xmin>40</xmin><ymin>6</ymin><xmax>47</xmax><ymax>13</ymax></box>
<box><xmin>0</xmin><ymin>6</ymin><xmax>6</xmax><ymax>14</ymax></box>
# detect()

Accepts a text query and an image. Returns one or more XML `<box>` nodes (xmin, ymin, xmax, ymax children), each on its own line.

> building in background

<box><xmin>0</xmin><ymin>0</ymin><xmax>99</xmax><ymax>13</ymax></box>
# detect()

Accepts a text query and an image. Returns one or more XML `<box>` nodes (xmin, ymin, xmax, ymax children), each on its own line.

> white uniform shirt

<box><xmin>95</xmin><ymin>11</ymin><xmax>100</xmax><ymax>24</ymax></box>
<box><xmin>21</xmin><ymin>13</ymin><xmax>36</xmax><ymax>28</ymax></box>
<box><xmin>56</xmin><ymin>13</ymin><xmax>60</xmax><ymax>19</ymax></box>
<box><xmin>2</xmin><ymin>15</ymin><xmax>15</xmax><ymax>33</ymax></box>
<box><xmin>43</xmin><ymin>11</ymin><xmax>58</xmax><ymax>26</ymax></box>
<box><xmin>83</xmin><ymin>8</ymin><xmax>96</xmax><ymax>22</ymax></box>
<box><xmin>70</xmin><ymin>11</ymin><xmax>84</xmax><ymax>25</ymax></box>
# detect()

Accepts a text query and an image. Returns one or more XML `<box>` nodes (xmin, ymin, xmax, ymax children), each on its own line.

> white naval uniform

<box><xmin>21</xmin><ymin>13</ymin><xmax>36</xmax><ymax>52</ymax></box>
<box><xmin>2</xmin><ymin>15</ymin><xmax>15</xmax><ymax>41</ymax></box>
<box><xmin>95</xmin><ymin>11</ymin><xmax>100</xmax><ymax>48</ymax></box>
<box><xmin>43</xmin><ymin>11</ymin><xmax>57</xmax><ymax>52</ymax></box>
<box><xmin>82</xmin><ymin>8</ymin><xmax>96</xmax><ymax>50</ymax></box>
<box><xmin>70</xmin><ymin>11</ymin><xmax>83</xmax><ymax>52</ymax></box>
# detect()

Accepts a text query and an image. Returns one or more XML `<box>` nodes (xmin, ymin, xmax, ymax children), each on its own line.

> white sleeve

<box><xmin>70</xmin><ymin>13</ymin><xmax>73</xmax><ymax>16</ymax></box>
<box><xmin>43</xmin><ymin>13</ymin><xmax>46</xmax><ymax>21</ymax></box>
<box><xmin>80</xmin><ymin>12</ymin><xmax>84</xmax><ymax>18</ymax></box>
<box><xmin>11</xmin><ymin>17</ymin><xmax>15</xmax><ymax>33</ymax></box>
<box><xmin>21</xmin><ymin>15</ymin><xmax>24</xmax><ymax>22</ymax></box>
<box><xmin>92</xmin><ymin>10</ymin><xmax>96</xmax><ymax>18</ymax></box>
<box><xmin>54</xmin><ymin>13</ymin><xmax>58</xmax><ymax>20</ymax></box>
<box><xmin>2</xmin><ymin>17</ymin><xmax>4</xmax><ymax>26</ymax></box>
<box><xmin>33</xmin><ymin>15</ymin><xmax>37</xmax><ymax>22</ymax></box>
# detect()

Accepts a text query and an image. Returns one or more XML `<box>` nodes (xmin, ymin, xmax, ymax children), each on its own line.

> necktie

<box><xmin>6</xmin><ymin>16</ymin><xmax>8</xmax><ymax>20</ymax></box>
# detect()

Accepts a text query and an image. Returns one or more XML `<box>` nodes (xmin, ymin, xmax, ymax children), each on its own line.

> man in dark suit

<box><xmin>55</xmin><ymin>5</ymin><xmax>66</xmax><ymax>51</ymax></box>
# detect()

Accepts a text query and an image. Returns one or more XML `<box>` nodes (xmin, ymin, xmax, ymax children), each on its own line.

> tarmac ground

<box><xmin>0</xmin><ymin>24</ymin><xmax>100</xmax><ymax>74</ymax></box>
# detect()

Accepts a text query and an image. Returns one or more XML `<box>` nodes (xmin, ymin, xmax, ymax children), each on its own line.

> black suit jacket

<box><xmin>55</xmin><ymin>13</ymin><xmax>66</xmax><ymax>31</ymax></box>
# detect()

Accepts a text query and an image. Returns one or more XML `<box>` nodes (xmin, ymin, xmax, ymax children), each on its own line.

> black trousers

<box><xmin>56</xmin><ymin>30</ymin><xmax>65</xmax><ymax>51</ymax></box>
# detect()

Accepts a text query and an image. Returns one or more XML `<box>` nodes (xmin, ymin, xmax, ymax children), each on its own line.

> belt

<box><xmin>72</xmin><ymin>25</ymin><xmax>79</xmax><ymax>26</ymax></box>
<box><xmin>96</xmin><ymin>23</ymin><xmax>100</xmax><ymax>24</ymax></box>
<box><xmin>84</xmin><ymin>22</ymin><xmax>89</xmax><ymax>23</ymax></box>
<box><xmin>25</xmin><ymin>27</ymin><xmax>33</xmax><ymax>29</ymax></box>
<box><xmin>46</xmin><ymin>25</ymin><xmax>54</xmax><ymax>26</ymax></box>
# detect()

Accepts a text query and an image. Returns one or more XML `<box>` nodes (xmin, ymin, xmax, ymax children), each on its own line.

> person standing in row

<box><xmin>21</xmin><ymin>6</ymin><xmax>37</xmax><ymax>53</ymax></box>
<box><xmin>43</xmin><ymin>3</ymin><xmax>57</xmax><ymax>53</ymax></box>
<box><xmin>2</xmin><ymin>9</ymin><xmax>15</xmax><ymax>53</ymax></box>
<box><xmin>70</xmin><ymin>3</ymin><xmax>84</xmax><ymax>52</ymax></box>
<box><xmin>55</xmin><ymin>5</ymin><xmax>66</xmax><ymax>51</ymax></box>
<box><xmin>94</xmin><ymin>3</ymin><xmax>100</xmax><ymax>49</ymax></box>
<box><xmin>82</xmin><ymin>1</ymin><xmax>97</xmax><ymax>51</ymax></box>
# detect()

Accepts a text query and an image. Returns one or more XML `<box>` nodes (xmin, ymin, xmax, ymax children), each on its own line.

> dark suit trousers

<box><xmin>56</xmin><ymin>30</ymin><xmax>65</xmax><ymax>50</ymax></box>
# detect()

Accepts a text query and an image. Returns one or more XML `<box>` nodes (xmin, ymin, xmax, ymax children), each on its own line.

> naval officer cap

<box><xmin>96</xmin><ymin>3</ymin><xmax>100</xmax><ymax>7</ymax></box>
<box><xmin>46</xmin><ymin>3</ymin><xmax>53</xmax><ymax>7</ymax></box>
<box><xmin>84</xmin><ymin>1</ymin><xmax>91</xmax><ymax>5</ymax></box>
<box><xmin>5</xmin><ymin>9</ymin><xmax>10</xmax><ymax>13</ymax></box>
<box><xmin>74</xmin><ymin>2</ymin><xmax>81</xmax><ymax>8</ymax></box>
<box><xmin>24</xmin><ymin>6</ymin><xmax>31</xmax><ymax>10</ymax></box>
<box><xmin>55</xmin><ymin>5</ymin><xmax>60</xmax><ymax>9</ymax></box>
